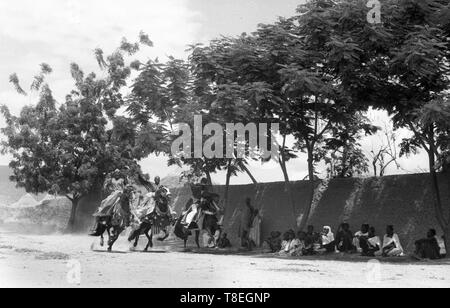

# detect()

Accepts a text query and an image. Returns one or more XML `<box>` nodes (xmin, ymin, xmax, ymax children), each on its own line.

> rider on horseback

<box><xmin>128</xmin><ymin>176</ymin><xmax>175</xmax><ymax>249</ymax></box>
<box><xmin>174</xmin><ymin>177</ymin><xmax>222</xmax><ymax>248</ymax></box>
<box><xmin>182</xmin><ymin>178</ymin><xmax>220</xmax><ymax>230</ymax></box>
<box><xmin>89</xmin><ymin>169</ymin><xmax>133</xmax><ymax>236</ymax></box>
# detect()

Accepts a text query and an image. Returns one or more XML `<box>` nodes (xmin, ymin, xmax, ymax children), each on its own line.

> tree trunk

<box><xmin>428</xmin><ymin>142</ymin><xmax>448</xmax><ymax>235</ymax></box>
<box><xmin>442</xmin><ymin>164</ymin><xmax>450</xmax><ymax>257</ymax></box>
<box><xmin>427</xmin><ymin>139</ymin><xmax>450</xmax><ymax>258</ymax></box>
<box><xmin>279</xmin><ymin>155</ymin><xmax>297</xmax><ymax>227</ymax></box>
<box><xmin>298</xmin><ymin>149</ymin><xmax>317</xmax><ymax>230</ymax></box>
<box><xmin>205</xmin><ymin>171</ymin><xmax>213</xmax><ymax>186</ymax></box>
<box><xmin>240</xmin><ymin>162</ymin><xmax>258</xmax><ymax>184</ymax></box>
<box><xmin>66</xmin><ymin>197</ymin><xmax>80</xmax><ymax>233</ymax></box>
<box><xmin>223</xmin><ymin>161</ymin><xmax>233</xmax><ymax>213</ymax></box>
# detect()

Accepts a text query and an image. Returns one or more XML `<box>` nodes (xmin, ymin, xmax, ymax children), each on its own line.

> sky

<box><xmin>0</xmin><ymin>0</ymin><xmax>429</xmax><ymax>185</ymax></box>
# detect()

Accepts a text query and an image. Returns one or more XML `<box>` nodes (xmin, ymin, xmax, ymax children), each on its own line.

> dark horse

<box><xmin>89</xmin><ymin>186</ymin><xmax>134</xmax><ymax>252</ymax></box>
<box><xmin>127</xmin><ymin>186</ymin><xmax>174</xmax><ymax>251</ymax></box>
<box><xmin>174</xmin><ymin>198</ymin><xmax>221</xmax><ymax>249</ymax></box>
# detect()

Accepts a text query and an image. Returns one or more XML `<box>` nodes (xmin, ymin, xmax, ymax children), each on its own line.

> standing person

<box><xmin>239</xmin><ymin>197</ymin><xmax>256</xmax><ymax>250</ymax></box>
<box><xmin>382</xmin><ymin>225</ymin><xmax>405</xmax><ymax>257</ymax></box>
<box><xmin>438</xmin><ymin>235</ymin><xmax>447</xmax><ymax>258</ymax></box>
<box><xmin>249</xmin><ymin>208</ymin><xmax>262</xmax><ymax>248</ymax></box>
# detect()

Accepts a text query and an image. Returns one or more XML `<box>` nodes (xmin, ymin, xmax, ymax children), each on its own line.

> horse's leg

<box><xmin>134</xmin><ymin>232</ymin><xmax>140</xmax><ymax>248</ymax></box>
<box><xmin>130</xmin><ymin>225</ymin><xmax>142</xmax><ymax>248</ymax></box>
<box><xmin>108</xmin><ymin>227</ymin><xmax>122</xmax><ymax>252</ymax></box>
<box><xmin>195</xmin><ymin>230</ymin><xmax>200</xmax><ymax>248</ymax></box>
<box><xmin>144</xmin><ymin>226</ymin><xmax>153</xmax><ymax>251</ymax></box>
<box><xmin>100</xmin><ymin>233</ymin><xmax>104</xmax><ymax>247</ymax></box>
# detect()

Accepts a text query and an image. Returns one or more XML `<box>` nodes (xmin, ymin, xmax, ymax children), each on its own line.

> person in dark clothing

<box><xmin>240</xmin><ymin>198</ymin><xmax>257</xmax><ymax>250</ymax></box>
<box><xmin>354</xmin><ymin>224</ymin><xmax>370</xmax><ymax>252</ymax></box>
<box><xmin>304</xmin><ymin>225</ymin><xmax>320</xmax><ymax>255</ymax></box>
<box><xmin>360</xmin><ymin>227</ymin><xmax>381</xmax><ymax>257</ymax></box>
<box><xmin>263</xmin><ymin>231</ymin><xmax>282</xmax><ymax>253</ymax></box>
<box><xmin>414</xmin><ymin>229</ymin><xmax>442</xmax><ymax>260</ymax></box>
<box><xmin>335</xmin><ymin>223</ymin><xmax>355</xmax><ymax>253</ymax></box>
<box><xmin>217</xmin><ymin>232</ymin><xmax>232</xmax><ymax>249</ymax></box>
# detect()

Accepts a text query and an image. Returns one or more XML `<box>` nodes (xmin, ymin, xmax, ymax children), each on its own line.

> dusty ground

<box><xmin>0</xmin><ymin>227</ymin><xmax>449</xmax><ymax>288</ymax></box>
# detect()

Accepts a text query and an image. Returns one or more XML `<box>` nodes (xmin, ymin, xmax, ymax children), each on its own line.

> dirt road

<box><xmin>0</xmin><ymin>228</ymin><xmax>449</xmax><ymax>288</ymax></box>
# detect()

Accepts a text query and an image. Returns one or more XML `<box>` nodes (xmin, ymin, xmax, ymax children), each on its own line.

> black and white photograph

<box><xmin>0</xmin><ymin>0</ymin><xmax>449</xmax><ymax>291</ymax></box>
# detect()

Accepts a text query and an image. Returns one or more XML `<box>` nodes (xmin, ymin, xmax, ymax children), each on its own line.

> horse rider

<box><xmin>150</xmin><ymin>176</ymin><xmax>162</xmax><ymax>192</ymax></box>
<box><xmin>90</xmin><ymin>169</ymin><xmax>130</xmax><ymax>236</ymax></box>
<box><xmin>135</xmin><ymin>176</ymin><xmax>164</xmax><ymax>216</ymax></box>
<box><xmin>182</xmin><ymin>178</ymin><xmax>220</xmax><ymax>229</ymax></box>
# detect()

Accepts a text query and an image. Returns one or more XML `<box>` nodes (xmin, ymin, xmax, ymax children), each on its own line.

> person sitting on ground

<box><xmin>279</xmin><ymin>230</ymin><xmax>297</xmax><ymax>256</ymax></box>
<box><xmin>217</xmin><ymin>232</ymin><xmax>232</xmax><ymax>249</ymax></box>
<box><xmin>353</xmin><ymin>224</ymin><xmax>370</xmax><ymax>253</ymax></box>
<box><xmin>320</xmin><ymin>226</ymin><xmax>336</xmax><ymax>253</ymax></box>
<box><xmin>335</xmin><ymin>223</ymin><xmax>355</xmax><ymax>253</ymax></box>
<box><xmin>290</xmin><ymin>231</ymin><xmax>307</xmax><ymax>257</ymax></box>
<box><xmin>382</xmin><ymin>225</ymin><xmax>405</xmax><ymax>257</ymax></box>
<box><xmin>304</xmin><ymin>225</ymin><xmax>320</xmax><ymax>255</ymax></box>
<box><xmin>413</xmin><ymin>229</ymin><xmax>441</xmax><ymax>260</ymax></box>
<box><xmin>263</xmin><ymin>231</ymin><xmax>282</xmax><ymax>253</ymax></box>
<box><xmin>360</xmin><ymin>227</ymin><xmax>381</xmax><ymax>257</ymax></box>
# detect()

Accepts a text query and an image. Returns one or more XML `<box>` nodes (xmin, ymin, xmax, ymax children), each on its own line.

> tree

<box><xmin>324</xmin><ymin>116</ymin><xmax>375</xmax><ymax>179</ymax></box>
<box><xmin>314</xmin><ymin>0</ymin><xmax>450</xmax><ymax>252</ymax></box>
<box><xmin>167</xmin><ymin>6</ymin><xmax>379</xmax><ymax>229</ymax></box>
<box><xmin>402</xmin><ymin>95</ymin><xmax>450</xmax><ymax>252</ymax></box>
<box><xmin>369</xmin><ymin>123</ymin><xmax>401</xmax><ymax>177</ymax></box>
<box><xmin>130</xmin><ymin>47</ymin><xmax>262</xmax><ymax>211</ymax></box>
<box><xmin>1</xmin><ymin>34</ymin><xmax>167</xmax><ymax>231</ymax></box>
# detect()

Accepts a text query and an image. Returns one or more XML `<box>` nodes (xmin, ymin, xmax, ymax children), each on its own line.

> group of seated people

<box><xmin>263</xmin><ymin>223</ymin><xmax>447</xmax><ymax>259</ymax></box>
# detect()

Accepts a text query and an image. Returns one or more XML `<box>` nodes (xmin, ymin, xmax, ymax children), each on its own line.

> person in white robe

<box><xmin>382</xmin><ymin>225</ymin><xmax>404</xmax><ymax>257</ymax></box>
<box><xmin>353</xmin><ymin>224</ymin><xmax>370</xmax><ymax>253</ymax></box>
<box><xmin>321</xmin><ymin>226</ymin><xmax>336</xmax><ymax>253</ymax></box>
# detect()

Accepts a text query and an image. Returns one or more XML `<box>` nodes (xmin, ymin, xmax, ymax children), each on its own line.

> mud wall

<box><xmin>169</xmin><ymin>174</ymin><xmax>449</xmax><ymax>252</ymax></box>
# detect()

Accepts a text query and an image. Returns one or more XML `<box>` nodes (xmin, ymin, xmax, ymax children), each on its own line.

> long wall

<box><xmin>169</xmin><ymin>173</ymin><xmax>449</xmax><ymax>252</ymax></box>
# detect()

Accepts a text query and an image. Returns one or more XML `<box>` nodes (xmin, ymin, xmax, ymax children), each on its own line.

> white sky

<box><xmin>0</xmin><ymin>0</ymin><xmax>429</xmax><ymax>184</ymax></box>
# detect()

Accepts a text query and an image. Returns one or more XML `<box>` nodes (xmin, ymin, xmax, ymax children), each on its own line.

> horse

<box><xmin>127</xmin><ymin>185</ymin><xmax>175</xmax><ymax>251</ymax></box>
<box><xmin>90</xmin><ymin>185</ymin><xmax>135</xmax><ymax>252</ymax></box>
<box><xmin>174</xmin><ymin>198</ymin><xmax>221</xmax><ymax>249</ymax></box>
